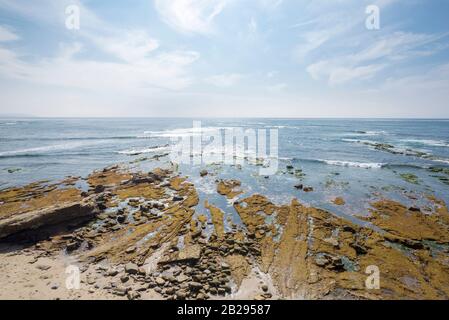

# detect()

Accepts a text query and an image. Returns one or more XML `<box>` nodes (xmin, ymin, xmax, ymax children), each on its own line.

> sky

<box><xmin>0</xmin><ymin>0</ymin><xmax>449</xmax><ymax>118</ymax></box>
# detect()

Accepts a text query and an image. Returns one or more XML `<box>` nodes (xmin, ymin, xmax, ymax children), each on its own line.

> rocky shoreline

<box><xmin>1</xmin><ymin>164</ymin><xmax>449</xmax><ymax>300</ymax></box>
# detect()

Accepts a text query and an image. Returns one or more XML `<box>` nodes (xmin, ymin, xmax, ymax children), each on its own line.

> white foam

<box><xmin>0</xmin><ymin>142</ymin><xmax>92</xmax><ymax>156</ymax></box>
<box><xmin>118</xmin><ymin>145</ymin><xmax>170</xmax><ymax>155</ymax></box>
<box><xmin>143</xmin><ymin>127</ymin><xmax>236</xmax><ymax>138</ymax></box>
<box><xmin>320</xmin><ymin>159</ymin><xmax>385</xmax><ymax>169</ymax></box>
<box><xmin>402</xmin><ymin>139</ymin><xmax>449</xmax><ymax>147</ymax></box>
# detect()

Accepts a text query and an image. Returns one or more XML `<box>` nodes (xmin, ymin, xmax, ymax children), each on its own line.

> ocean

<box><xmin>1</xmin><ymin>118</ymin><xmax>448</xmax><ymax>225</ymax></box>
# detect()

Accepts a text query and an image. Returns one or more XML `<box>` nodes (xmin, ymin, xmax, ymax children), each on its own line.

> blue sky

<box><xmin>0</xmin><ymin>0</ymin><xmax>448</xmax><ymax>117</ymax></box>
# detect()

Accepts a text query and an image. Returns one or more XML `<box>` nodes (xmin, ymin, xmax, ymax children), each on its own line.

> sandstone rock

<box><xmin>158</xmin><ymin>244</ymin><xmax>202</xmax><ymax>265</ymax></box>
<box><xmin>0</xmin><ymin>198</ymin><xmax>96</xmax><ymax>239</ymax></box>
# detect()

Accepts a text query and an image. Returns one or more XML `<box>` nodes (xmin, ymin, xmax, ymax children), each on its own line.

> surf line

<box><xmin>177</xmin><ymin>304</ymin><xmax>212</xmax><ymax>318</ymax></box>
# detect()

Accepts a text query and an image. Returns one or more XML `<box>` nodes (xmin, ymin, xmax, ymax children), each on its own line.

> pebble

<box><xmin>125</xmin><ymin>263</ymin><xmax>139</xmax><ymax>275</ymax></box>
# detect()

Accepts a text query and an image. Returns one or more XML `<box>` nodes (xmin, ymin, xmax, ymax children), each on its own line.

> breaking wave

<box><xmin>318</xmin><ymin>160</ymin><xmax>385</xmax><ymax>169</ymax></box>
<box><xmin>118</xmin><ymin>145</ymin><xmax>171</xmax><ymax>155</ymax></box>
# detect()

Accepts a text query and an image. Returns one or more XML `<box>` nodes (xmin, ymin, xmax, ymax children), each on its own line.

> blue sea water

<box><xmin>1</xmin><ymin>118</ymin><xmax>448</xmax><ymax>222</ymax></box>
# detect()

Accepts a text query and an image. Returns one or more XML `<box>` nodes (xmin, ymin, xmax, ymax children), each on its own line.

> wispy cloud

<box><xmin>306</xmin><ymin>31</ymin><xmax>448</xmax><ymax>85</ymax></box>
<box><xmin>0</xmin><ymin>25</ymin><xmax>19</xmax><ymax>41</ymax></box>
<box><xmin>0</xmin><ymin>0</ymin><xmax>449</xmax><ymax>117</ymax></box>
<box><xmin>155</xmin><ymin>0</ymin><xmax>229</xmax><ymax>35</ymax></box>
<box><xmin>0</xmin><ymin>1</ymin><xmax>200</xmax><ymax>92</ymax></box>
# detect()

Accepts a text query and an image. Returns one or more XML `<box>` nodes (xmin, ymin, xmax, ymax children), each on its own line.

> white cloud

<box><xmin>308</xmin><ymin>62</ymin><xmax>385</xmax><ymax>86</ymax></box>
<box><xmin>0</xmin><ymin>25</ymin><xmax>19</xmax><ymax>41</ymax></box>
<box><xmin>0</xmin><ymin>1</ymin><xmax>200</xmax><ymax>93</ymax></box>
<box><xmin>86</xmin><ymin>31</ymin><xmax>160</xmax><ymax>63</ymax></box>
<box><xmin>0</xmin><ymin>43</ymin><xmax>199</xmax><ymax>92</ymax></box>
<box><xmin>306</xmin><ymin>31</ymin><xmax>448</xmax><ymax>86</ymax></box>
<box><xmin>155</xmin><ymin>0</ymin><xmax>228</xmax><ymax>34</ymax></box>
<box><xmin>206</xmin><ymin>73</ymin><xmax>245</xmax><ymax>87</ymax></box>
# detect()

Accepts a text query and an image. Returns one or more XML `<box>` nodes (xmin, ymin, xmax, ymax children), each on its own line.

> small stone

<box><xmin>155</xmin><ymin>277</ymin><xmax>165</xmax><ymax>286</ymax></box>
<box><xmin>176</xmin><ymin>290</ymin><xmax>187</xmax><ymax>300</ymax></box>
<box><xmin>197</xmin><ymin>293</ymin><xmax>206</xmax><ymax>300</ymax></box>
<box><xmin>37</xmin><ymin>264</ymin><xmax>52</xmax><ymax>271</ymax></box>
<box><xmin>66</xmin><ymin>241</ymin><xmax>80</xmax><ymax>252</ymax></box>
<box><xmin>94</xmin><ymin>185</ymin><xmax>105</xmax><ymax>193</ymax></box>
<box><xmin>189</xmin><ymin>282</ymin><xmax>203</xmax><ymax>291</ymax></box>
<box><xmin>125</xmin><ymin>263</ymin><xmax>139</xmax><ymax>275</ymax></box>
<box><xmin>333</xmin><ymin>197</ymin><xmax>346</xmax><ymax>206</ymax></box>
<box><xmin>200</xmin><ymin>170</ymin><xmax>208</xmax><ymax>177</ymax></box>
<box><xmin>127</xmin><ymin>291</ymin><xmax>141</xmax><ymax>300</ymax></box>
<box><xmin>107</xmin><ymin>269</ymin><xmax>119</xmax><ymax>277</ymax></box>
<box><xmin>177</xmin><ymin>274</ymin><xmax>189</xmax><ymax>283</ymax></box>
<box><xmin>314</xmin><ymin>255</ymin><xmax>329</xmax><ymax>267</ymax></box>
<box><xmin>126</xmin><ymin>246</ymin><xmax>136</xmax><ymax>254</ymax></box>
<box><xmin>113</xmin><ymin>287</ymin><xmax>128</xmax><ymax>296</ymax></box>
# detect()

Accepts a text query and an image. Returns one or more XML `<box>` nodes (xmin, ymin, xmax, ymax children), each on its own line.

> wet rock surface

<box><xmin>1</xmin><ymin>164</ymin><xmax>449</xmax><ymax>300</ymax></box>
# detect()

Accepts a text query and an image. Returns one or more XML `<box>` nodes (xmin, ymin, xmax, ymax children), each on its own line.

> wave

<box><xmin>143</xmin><ymin>127</ymin><xmax>241</xmax><ymax>138</ymax></box>
<box><xmin>0</xmin><ymin>135</ymin><xmax>153</xmax><ymax>142</ymax></box>
<box><xmin>318</xmin><ymin>160</ymin><xmax>385</xmax><ymax>169</ymax></box>
<box><xmin>118</xmin><ymin>145</ymin><xmax>170</xmax><ymax>155</ymax></box>
<box><xmin>401</xmin><ymin>139</ymin><xmax>449</xmax><ymax>147</ymax></box>
<box><xmin>291</xmin><ymin>157</ymin><xmax>385</xmax><ymax>169</ymax></box>
<box><xmin>431</xmin><ymin>158</ymin><xmax>449</xmax><ymax>165</ymax></box>
<box><xmin>0</xmin><ymin>141</ymin><xmax>104</xmax><ymax>158</ymax></box>
<box><xmin>0</xmin><ymin>151</ymin><xmax>110</xmax><ymax>159</ymax></box>
<box><xmin>351</xmin><ymin>130</ymin><xmax>388</xmax><ymax>136</ymax></box>
<box><xmin>342</xmin><ymin>138</ymin><xmax>379</xmax><ymax>144</ymax></box>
